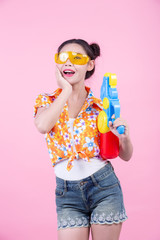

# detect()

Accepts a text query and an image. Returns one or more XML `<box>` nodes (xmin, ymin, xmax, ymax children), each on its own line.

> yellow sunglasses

<box><xmin>55</xmin><ymin>51</ymin><xmax>90</xmax><ymax>65</ymax></box>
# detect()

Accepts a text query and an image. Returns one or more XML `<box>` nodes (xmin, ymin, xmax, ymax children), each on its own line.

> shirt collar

<box><xmin>85</xmin><ymin>86</ymin><xmax>103</xmax><ymax>110</ymax></box>
<box><xmin>49</xmin><ymin>85</ymin><xmax>103</xmax><ymax>110</ymax></box>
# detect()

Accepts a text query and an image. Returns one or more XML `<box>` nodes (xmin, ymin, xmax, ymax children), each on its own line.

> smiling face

<box><xmin>56</xmin><ymin>43</ymin><xmax>95</xmax><ymax>85</ymax></box>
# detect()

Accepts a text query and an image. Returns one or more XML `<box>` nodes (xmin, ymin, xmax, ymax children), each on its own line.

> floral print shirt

<box><xmin>33</xmin><ymin>86</ymin><xmax>103</xmax><ymax>171</ymax></box>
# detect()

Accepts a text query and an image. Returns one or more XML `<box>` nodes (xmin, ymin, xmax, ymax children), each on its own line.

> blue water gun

<box><xmin>98</xmin><ymin>72</ymin><xmax>125</xmax><ymax>134</ymax></box>
<box><xmin>97</xmin><ymin>73</ymin><xmax>125</xmax><ymax>159</ymax></box>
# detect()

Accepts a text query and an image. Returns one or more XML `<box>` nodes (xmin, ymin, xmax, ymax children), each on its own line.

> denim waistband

<box><xmin>55</xmin><ymin>160</ymin><xmax>114</xmax><ymax>187</ymax></box>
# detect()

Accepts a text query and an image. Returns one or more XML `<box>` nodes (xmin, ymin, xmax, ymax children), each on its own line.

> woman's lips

<box><xmin>63</xmin><ymin>69</ymin><xmax>75</xmax><ymax>77</ymax></box>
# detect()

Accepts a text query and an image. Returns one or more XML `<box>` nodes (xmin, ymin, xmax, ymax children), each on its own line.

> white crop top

<box><xmin>54</xmin><ymin>118</ymin><xmax>109</xmax><ymax>180</ymax></box>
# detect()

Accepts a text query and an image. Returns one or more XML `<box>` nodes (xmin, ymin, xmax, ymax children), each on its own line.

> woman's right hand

<box><xmin>55</xmin><ymin>65</ymin><xmax>72</xmax><ymax>92</ymax></box>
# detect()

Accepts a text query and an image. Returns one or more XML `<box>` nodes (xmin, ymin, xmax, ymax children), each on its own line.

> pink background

<box><xmin>0</xmin><ymin>0</ymin><xmax>160</xmax><ymax>239</ymax></box>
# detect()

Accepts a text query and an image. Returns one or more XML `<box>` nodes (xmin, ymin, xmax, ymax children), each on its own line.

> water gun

<box><xmin>97</xmin><ymin>73</ymin><xmax>125</xmax><ymax>159</ymax></box>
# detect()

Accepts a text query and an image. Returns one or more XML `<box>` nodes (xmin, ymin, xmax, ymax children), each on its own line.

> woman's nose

<box><xmin>65</xmin><ymin>58</ymin><xmax>72</xmax><ymax>65</ymax></box>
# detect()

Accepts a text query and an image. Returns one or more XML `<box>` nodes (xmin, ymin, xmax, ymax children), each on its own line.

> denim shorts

<box><xmin>55</xmin><ymin>161</ymin><xmax>128</xmax><ymax>230</ymax></box>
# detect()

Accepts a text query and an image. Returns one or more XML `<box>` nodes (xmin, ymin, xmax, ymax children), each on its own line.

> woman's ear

<box><xmin>87</xmin><ymin>60</ymin><xmax>95</xmax><ymax>71</ymax></box>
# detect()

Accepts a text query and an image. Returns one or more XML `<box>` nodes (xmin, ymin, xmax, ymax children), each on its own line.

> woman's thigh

<box><xmin>91</xmin><ymin>222</ymin><xmax>122</xmax><ymax>240</ymax></box>
<box><xmin>58</xmin><ymin>226</ymin><xmax>90</xmax><ymax>240</ymax></box>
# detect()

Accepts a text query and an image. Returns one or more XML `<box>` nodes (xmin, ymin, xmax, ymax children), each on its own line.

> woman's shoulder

<box><xmin>42</xmin><ymin>87</ymin><xmax>62</xmax><ymax>98</ymax></box>
<box><xmin>35</xmin><ymin>88</ymin><xmax>62</xmax><ymax>102</ymax></box>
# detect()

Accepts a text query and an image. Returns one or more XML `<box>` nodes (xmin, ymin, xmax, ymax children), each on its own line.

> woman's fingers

<box><xmin>109</xmin><ymin>118</ymin><xmax>130</xmax><ymax>138</ymax></box>
<box><xmin>55</xmin><ymin>66</ymin><xmax>61</xmax><ymax>77</ymax></box>
<box><xmin>55</xmin><ymin>65</ymin><xmax>72</xmax><ymax>90</ymax></box>
<box><xmin>109</xmin><ymin>121</ymin><xmax>113</xmax><ymax>128</ymax></box>
<box><xmin>112</xmin><ymin>118</ymin><xmax>126</xmax><ymax>128</ymax></box>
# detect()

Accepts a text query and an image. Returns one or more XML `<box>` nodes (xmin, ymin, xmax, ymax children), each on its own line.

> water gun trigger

<box><xmin>111</xmin><ymin>114</ymin><xmax>125</xmax><ymax>135</ymax></box>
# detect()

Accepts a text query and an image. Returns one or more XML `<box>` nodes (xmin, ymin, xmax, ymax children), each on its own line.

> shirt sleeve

<box><xmin>33</xmin><ymin>93</ymin><xmax>54</xmax><ymax>119</ymax></box>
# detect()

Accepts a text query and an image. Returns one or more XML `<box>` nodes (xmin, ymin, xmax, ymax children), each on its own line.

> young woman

<box><xmin>33</xmin><ymin>38</ymin><xmax>133</xmax><ymax>240</ymax></box>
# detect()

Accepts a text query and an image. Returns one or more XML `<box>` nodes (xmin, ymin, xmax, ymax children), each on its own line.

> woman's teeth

<box><xmin>64</xmin><ymin>71</ymin><xmax>75</xmax><ymax>74</ymax></box>
<box><xmin>63</xmin><ymin>71</ymin><xmax>75</xmax><ymax>77</ymax></box>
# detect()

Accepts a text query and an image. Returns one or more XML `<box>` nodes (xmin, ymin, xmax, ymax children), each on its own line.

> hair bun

<box><xmin>90</xmin><ymin>43</ymin><xmax>100</xmax><ymax>58</ymax></box>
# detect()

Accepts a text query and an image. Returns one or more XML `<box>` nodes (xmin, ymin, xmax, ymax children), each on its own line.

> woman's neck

<box><xmin>67</xmin><ymin>83</ymin><xmax>88</xmax><ymax>104</ymax></box>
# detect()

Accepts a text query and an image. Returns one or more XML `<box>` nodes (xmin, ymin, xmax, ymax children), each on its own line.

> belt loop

<box><xmin>91</xmin><ymin>174</ymin><xmax>98</xmax><ymax>187</ymax></box>
<box><xmin>64</xmin><ymin>180</ymin><xmax>67</xmax><ymax>191</ymax></box>
<box><xmin>109</xmin><ymin>161</ymin><xmax>114</xmax><ymax>171</ymax></box>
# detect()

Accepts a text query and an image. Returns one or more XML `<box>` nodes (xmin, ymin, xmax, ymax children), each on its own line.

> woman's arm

<box><xmin>109</xmin><ymin>118</ymin><xmax>133</xmax><ymax>161</ymax></box>
<box><xmin>34</xmin><ymin>87</ymin><xmax>72</xmax><ymax>134</ymax></box>
<box><xmin>118</xmin><ymin>136</ymin><xmax>133</xmax><ymax>161</ymax></box>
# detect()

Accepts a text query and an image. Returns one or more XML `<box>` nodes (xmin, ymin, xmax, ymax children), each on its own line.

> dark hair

<box><xmin>57</xmin><ymin>39</ymin><xmax>101</xmax><ymax>80</ymax></box>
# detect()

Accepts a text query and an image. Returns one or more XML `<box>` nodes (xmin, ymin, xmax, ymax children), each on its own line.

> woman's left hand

<box><xmin>109</xmin><ymin>116</ymin><xmax>130</xmax><ymax>140</ymax></box>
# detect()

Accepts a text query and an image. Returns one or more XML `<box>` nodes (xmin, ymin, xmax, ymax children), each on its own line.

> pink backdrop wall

<box><xmin>0</xmin><ymin>0</ymin><xmax>160</xmax><ymax>239</ymax></box>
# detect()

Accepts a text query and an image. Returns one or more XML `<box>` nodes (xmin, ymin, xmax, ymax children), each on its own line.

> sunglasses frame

<box><xmin>55</xmin><ymin>51</ymin><xmax>91</xmax><ymax>65</ymax></box>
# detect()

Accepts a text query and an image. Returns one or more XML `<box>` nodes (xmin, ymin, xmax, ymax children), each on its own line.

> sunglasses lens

<box><xmin>59</xmin><ymin>52</ymin><xmax>68</xmax><ymax>62</ymax></box>
<box><xmin>55</xmin><ymin>52</ymin><xmax>68</xmax><ymax>63</ymax></box>
<box><xmin>72</xmin><ymin>53</ymin><xmax>84</xmax><ymax>64</ymax></box>
<box><xmin>55</xmin><ymin>52</ymin><xmax>89</xmax><ymax>65</ymax></box>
